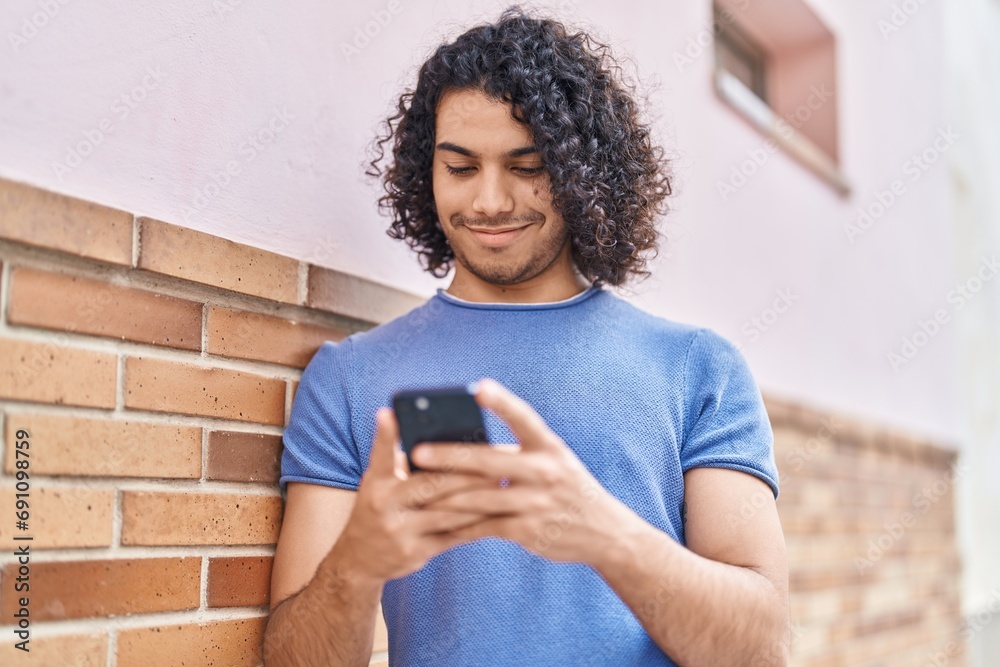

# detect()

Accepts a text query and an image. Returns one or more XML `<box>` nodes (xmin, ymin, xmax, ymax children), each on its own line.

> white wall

<box><xmin>947</xmin><ymin>0</ymin><xmax>1000</xmax><ymax>647</ymax></box>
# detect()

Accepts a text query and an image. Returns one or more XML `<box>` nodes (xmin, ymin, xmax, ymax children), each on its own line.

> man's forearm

<box><xmin>593</xmin><ymin>518</ymin><xmax>789</xmax><ymax>666</ymax></box>
<box><xmin>264</xmin><ymin>544</ymin><xmax>385</xmax><ymax>667</ymax></box>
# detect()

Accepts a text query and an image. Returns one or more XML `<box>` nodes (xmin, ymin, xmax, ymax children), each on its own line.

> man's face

<box><xmin>432</xmin><ymin>88</ymin><xmax>572</xmax><ymax>287</ymax></box>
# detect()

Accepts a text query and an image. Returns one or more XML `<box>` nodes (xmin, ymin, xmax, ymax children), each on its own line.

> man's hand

<box><xmin>412</xmin><ymin>377</ymin><xmax>636</xmax><ymax>564</ymax></box>
<box><xmin>332</xmin><ymin>406</ymin><xmax>501</xmax><ymax>583</ymax></box>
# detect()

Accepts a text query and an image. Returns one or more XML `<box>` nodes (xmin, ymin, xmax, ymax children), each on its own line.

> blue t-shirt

<box><xmin>280</xmin><ymin>284</ymin><xmax>779</xmax><ymax>666</ymax></box>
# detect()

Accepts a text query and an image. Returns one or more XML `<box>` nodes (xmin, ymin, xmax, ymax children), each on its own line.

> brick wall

<box><xmin>0</xmin><ymin>177</ymin><xmax>965</xmax><ymax>665</ymax></box>
<box><xmin>0</xmin><ymin>177</ymin><xmax>422</xmax><ymax>666</ymax></box>
<box><xmin>767</xmin><ymin>401</ymin><xmax>966</xmax><ymax>666</ymax></box>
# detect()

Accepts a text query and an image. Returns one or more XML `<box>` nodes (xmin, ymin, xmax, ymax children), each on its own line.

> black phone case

<box><xmin>392</xmin><ymin>385</ymin><xmax>489</xmax><ymax>472</ymax></box>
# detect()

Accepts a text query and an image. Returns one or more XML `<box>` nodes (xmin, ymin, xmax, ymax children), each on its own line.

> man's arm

<box><xmin>594</xmin><ymin>467</ymin><xmax>789</xmax><ymax>666</ymax></box>
<box><xmin>412</xmin><ymin>378</ymin><xmax>790</xmax><ymax>665</ymax></box>
<box><xmin>265</xmin><ymin>408</ymin><xmax>494</xmax><ymax>666</ymax></box>
<box><xmin>263</xmin><ymin>482</ymin><xmax>383</xmax><ymax>667</ymax></box>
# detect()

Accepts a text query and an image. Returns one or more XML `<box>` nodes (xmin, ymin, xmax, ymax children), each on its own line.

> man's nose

<box><xmin>472</xmin><ymin>171</ymin><xmax>515</xmax><ymax>218</ymax></box>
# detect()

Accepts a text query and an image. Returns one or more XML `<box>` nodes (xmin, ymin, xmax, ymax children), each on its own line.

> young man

<box><xmin>264</xmin><ymin>9</ymin><xmax>788</xmax><ymax>666</ymax></box>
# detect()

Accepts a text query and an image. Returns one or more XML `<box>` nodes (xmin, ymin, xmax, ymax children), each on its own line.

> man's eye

<box><xmin>445</xmin><ymin>165</ymin><xmax>475</xmax><ymax>175</ymax></box>
<box><xmin>513</xmin><ymin>166</ymin><xmax>544</xmax><ymax>175</ymax></box>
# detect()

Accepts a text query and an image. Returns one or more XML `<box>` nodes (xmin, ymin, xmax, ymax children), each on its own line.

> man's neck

<box><xmin>445</xmin><ymin>272</ymin><xmax>592</xmax><ymax>304</ymax></box>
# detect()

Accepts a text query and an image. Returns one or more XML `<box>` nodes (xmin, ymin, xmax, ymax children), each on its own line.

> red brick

<box><xmin>137</xmin><ymin>217</ymin><xmax>298</xmax><ymax>303</ymax></box>
<box><xmin>9</xmin><ymin>266</ymin><xmax>202</xmax><ymax>350</ymax></box>
<box><xmin>0</xmin><ymin>178</ymin><xmax>132</xmax><ymax>265</ymax></box>
<box><xmin>0</xmin><ymin>632</ymin><xmax>106</xmax><ymax>666</ymax></box>
<box><xmin>3</xmin><ymin>414</ymin><xmax>200</xmax><ymax>478</ymax></box>
<box><xmin>116</xmin><ymin>617</ymin><xmax>266</xmax><ymax>667</ymax></box>
<box><xmin>0</xmin><ymin>337</ymin><xmax>116</xmax><ymax>408</ymax></box>
<box><xmin>308</xmin><ymin>265</ymin><xmax>424</xmax><ymax>324</ymax></box>
<box><xmin>121</xmin><ymin>491</ymin><xmax>283</xmax><ymax>546</ymax></box>
<box><xmin>125</xmin><ymin>356</ymin><xmax>286</xmax><ymax>425</ymax></box>
<box><xmin>205</xmin><ymin>430</ymin><xmax>282</xmax><ymax>482</ymax></box>
<box><xmin>206</xmin><ymin>305</ymin><xmax>348</xmax><ymax>367</ymax></box>
<box><xmin>0</xmin><ymin>558</ymin><xmax>199</xmax><ymax>620</ymax></box>
<box><xmin>0</xmin><ymin>487</ymin><xmax>113</xmax><ymax>549</ymax></box>
<box><xmin>207</xmin><ymin>556</ymin><xmax>273</xmax><ymax>607</ymax></box>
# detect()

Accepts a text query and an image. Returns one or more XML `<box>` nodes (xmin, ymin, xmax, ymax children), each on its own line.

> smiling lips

<box><xmin>465</xmin><ymin>224</ymin><xmax>533</xmax><ymax>248</ymax></box>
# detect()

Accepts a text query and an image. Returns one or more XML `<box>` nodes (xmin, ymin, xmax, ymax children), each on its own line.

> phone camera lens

<box><xmin>415</xmin><ymin>397</ymin><xmax>430</xmax><ymax>411</ymax></box>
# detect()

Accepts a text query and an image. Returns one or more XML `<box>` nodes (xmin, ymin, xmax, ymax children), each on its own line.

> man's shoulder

<box><xmin>600</xmin><ymin>290</ymin><xmax>704</xmax><ymax>347</ymax></box>
<box><xmin>315</xmin><ymin>288</ymin><xmax>734</xmax><ymax>360</ymax></box>
<box><xmin>601</xmin><ymin>293</ymin><xmax>750</xmax><ymax>371</ymax></box>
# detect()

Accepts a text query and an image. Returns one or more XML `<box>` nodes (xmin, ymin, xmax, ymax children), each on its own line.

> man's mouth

<box><xmin>466</xmin><ymin>226</ymin><xmax>527</xmax><ymax>234</ymax></box>
<box><xmin>464</xmin><ymin>224</ymin><xmax>533</xmax><ymax>248</ymax></box>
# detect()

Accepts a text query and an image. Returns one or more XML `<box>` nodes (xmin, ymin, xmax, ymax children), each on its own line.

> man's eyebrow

<box><xmin>435</xmin><ymin>142</ymin><xmax>538</xmax><ymax>159</ymax></box>
<box><xmin>506</xmin><ymin>145</ymin><xmax>538</xmax><ymax>158</ymax></box>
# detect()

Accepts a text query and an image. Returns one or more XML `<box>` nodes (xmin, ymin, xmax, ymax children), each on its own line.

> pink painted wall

<box><xmin>0</xmin><ymin>0</ymin><xmax>959</xmax><ymax>442</ymax></box>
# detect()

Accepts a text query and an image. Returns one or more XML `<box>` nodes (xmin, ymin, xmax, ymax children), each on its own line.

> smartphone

<box><xmin>392</xmin><ymin>385</ymin><xmax>489</xmax><ymax>473</ymax></box>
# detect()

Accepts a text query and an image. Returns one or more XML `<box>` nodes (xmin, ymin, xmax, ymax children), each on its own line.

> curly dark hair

<box><xmin>367</xmin><ymin>6</ymin><xmax>672</xmax><ymax>288</ymax></box>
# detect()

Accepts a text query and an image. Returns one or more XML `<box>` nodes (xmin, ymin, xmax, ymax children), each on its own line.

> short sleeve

<box><xmin>680</xmin><ymin>329</ymin><xmax>779</xmax><ymax>498</ymax></box>
<box><xmin>279</xmin><ymin>338</ymin><xmax>363</xmax><ymax>492</ymax></box>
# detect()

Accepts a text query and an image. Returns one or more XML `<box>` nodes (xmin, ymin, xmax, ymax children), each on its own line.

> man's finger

<box><xmin>473</xmin><ymin>378</ymin><xmax>557</xmax><ymax>451</ymax></box>
<box><xmin>421</xmin><ymin>487</ymin><xmax>528</xmax><ymax>515</ymax></box>
<box><xmin>397</xmin><ymin>470</ymin><xmax>498</xmax><ymax>508</ymax></box>
<box><xmin>411</xmin><ymin>442</ymin><xmax>525</xmax><ymax>479</ymax></box>
<box><xmin>368</xmin><ymin>407</ymin><xmax>401</xmax><ymax>477</ymax></box>
<box><xmin>410</xmin><ymin>508</ymin><xmax>505</xmax><ymax>535</ymax></box>
<box><xmin>446</xmin><ymin>515</ymin><xmax>516</xmax><ymax>542</ymax></box>
<box><xmin>393</xmin><ymin>446</ymin><xmax>409</xmax><ymax>481</ymax></box>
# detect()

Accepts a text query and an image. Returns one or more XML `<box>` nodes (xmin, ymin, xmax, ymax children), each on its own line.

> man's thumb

<box><xmin>369</xmin><ymin>407</ymin><xmax>401</xmax><ymax>477</ymax></box>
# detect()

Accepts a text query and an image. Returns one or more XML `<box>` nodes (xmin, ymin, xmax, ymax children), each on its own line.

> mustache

<box><xmin>452</xmin><ymin>212</ymin><xmax>544</xmax><ymax>228</ymax></box>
